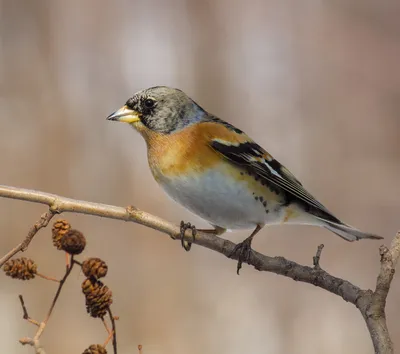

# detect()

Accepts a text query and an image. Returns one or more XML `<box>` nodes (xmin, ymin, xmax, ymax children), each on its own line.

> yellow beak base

<box><xmin>107</xmin><ymin>105</ymin><xmax>140</xmax><ymax>123</ymax></box>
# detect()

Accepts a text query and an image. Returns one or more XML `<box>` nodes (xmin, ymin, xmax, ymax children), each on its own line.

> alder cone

<box><xmin>52</xmin><ymin>219</ymin><xmax>71</xmax><ymax>250</ymax></box>
<box><xmin>82</xmin><ymin>344</ymin><xmax>107</xmax><ymax>354</ymax></box>
<box><xmin>3</xmin><ymin>258</ymin><xmax>37</xmax><ymax>280</ymax></box>
<box><xmin>60</xmin><ymin>229</ymin><xmax>86</xmax><ymax>255</ymax></box>
<box><xmin>82</xmin><ymin>257</ymin><xmax>108</xmax><ymax>279</ymax></box>
<box><xmin>82</xmin><ymin>278</ymin><xmax>113</xmax><ymax>318</ymax></box>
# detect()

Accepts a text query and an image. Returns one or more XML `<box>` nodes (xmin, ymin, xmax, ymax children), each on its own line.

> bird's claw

<box><xmin>229</xmin><ymin>237</ymin><xmax>255</xmax><ymax>274</ymax></box>
<box><xmin>180</xmin><ymin>221</ymin><xmax>197</xmax><ymax>251</ymax></box>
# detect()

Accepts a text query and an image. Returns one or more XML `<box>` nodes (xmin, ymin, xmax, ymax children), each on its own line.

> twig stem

<box><xmin>43</xmin><ymin>256</ymin><xmax>75</xmax><ymax>325</ymax></box>
<box><xmin>0</xmin><ymin>210</ymin><xmax>55</xmax><ymax>267</ymax></box>
<box><xmin>108</xmin><ymin>307</ymin><xmax>117</xmax><ymax>354</ymax></box>
<box><xmin>19</xmin><ymin>295</ymin><xmax>40</xmax><ymax>326</ymax></box>
<box><xmin>313</xmin><ymin>244</ymin><xmax>324</xmax><ymax>269</ymax></box>
<box><xmin>36</xmin><ymin>273</ymin><xmax>60</xmax><ymax>283</ymax></box>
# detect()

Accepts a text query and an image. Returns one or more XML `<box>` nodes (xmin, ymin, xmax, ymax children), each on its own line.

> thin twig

<box><xmin>27</xmin><ymin>318</ymin><xmax>40</xmax><ymax>327</ymax></box>
<box><xmin>102</xmin><ymin>318</ymin><xmax>112</xmax><ymax>335</ymax></box>
<box><xmin>19</xmin><ymin>294</ymin><xmax>29</xmax><ymax>320</ymax></box>
<box><xmin>65</xmin><ymin>253</ymin><xmax>70</xmax><ymax>269</ymax></box>
<box><xmin>36</xmin><ymin>273</ymin><xmax>60</xmax><ymax>283</ymax></box>
<box><xmin>103</xmin><ymin>330</ymin><xmax>114</xmax><ymax>348</ymax></box>
<box><xmin>108</xmin><ymin>307</ymin><xmax>117</xmax><ymax>354</ymax></box>
<box><xmin>313</xmin><ymin>244</ymin><xmax>324</xmax><ymax>269</ymax></box>
<box><xmin>0</xmin><ymin>210</ymin><xmax>55</xmax><ymax>267</ymax></box>
<box><xmin>42</xmin><ymin>256</ymin><xmax>75</xmax><ymax>326</ymax></box>
<box><xmin>19</xmin><ymin>295</ymin><xmax>40</xmax><ymax>326</ymax></box>
<box><xmin>102</xmin><ymin>317</ymin><xmax>114</xmax><ymax>347</ymax></box>
<box><xmin>73</xmin><ymin>259</ymin><xmax>83</xmax><ymax>267</ymax></box>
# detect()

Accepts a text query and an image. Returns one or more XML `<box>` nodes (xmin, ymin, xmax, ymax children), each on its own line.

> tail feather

<box><xmin>317</xmin><ymin>218</ymin><xmax>383</xmax><ymax>242</ymax></box>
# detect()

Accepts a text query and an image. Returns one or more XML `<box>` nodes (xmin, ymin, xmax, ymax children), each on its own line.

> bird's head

<box><xmin>107</xmin><ymin>86</ymin><xmax>207</xmax><ymax>134</ymax></box>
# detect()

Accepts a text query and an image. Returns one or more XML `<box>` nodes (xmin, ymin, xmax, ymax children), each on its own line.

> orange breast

<box><xmin>140</xmin><ymin>122</ymin><xmax>249</xmax><ymax>180</ymax></box>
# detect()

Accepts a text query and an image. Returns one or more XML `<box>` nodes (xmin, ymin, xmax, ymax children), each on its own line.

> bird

<box><xmin>107</xmin><ymin>86</ymin><xmax>383</xmax><ymax>273</ymax></box>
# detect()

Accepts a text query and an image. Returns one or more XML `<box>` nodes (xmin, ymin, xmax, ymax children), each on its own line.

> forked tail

<box><xmin>320</xmin><ymin>218</ymin><xmax>383</xmax><ymax>242</ymax></box>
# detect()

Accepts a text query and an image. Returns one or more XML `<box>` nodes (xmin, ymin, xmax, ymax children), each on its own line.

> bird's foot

<box><xmin>229</xmin><ymin>236</ymin><xmax>255</xmax><ymax>275</ymax></box>
<box><xmin>180</xmin><ymin>221</ymin><xmax>197</xmax><ymax>251</ymax></box>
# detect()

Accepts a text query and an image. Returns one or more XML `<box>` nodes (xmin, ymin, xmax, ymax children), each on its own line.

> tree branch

<box><xmin>363</xmin><ymin>232</ymin><xmax>400</xmax><ymax>353</ymax></box>
<box><xmin>0</xmin><ymin>184</ymin><xmax>398</xmax><ymax>353</ymax></box>
<box><xmin>0</xmin><ymin>210</ymin><xmax>55</xmax><ymax>267</ymax></box>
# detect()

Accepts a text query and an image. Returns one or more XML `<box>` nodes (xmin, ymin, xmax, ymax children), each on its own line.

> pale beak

<box><xmin>107</xmin><ymin>105</ymin><xmax>140</xmax><ymax>123</ymax></box>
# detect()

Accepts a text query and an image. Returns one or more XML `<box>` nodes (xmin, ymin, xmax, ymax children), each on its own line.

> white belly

<box><xmin>156</xmin><ymin>167</ymin><xmax>286</xmax><ymax>230</ymax></box>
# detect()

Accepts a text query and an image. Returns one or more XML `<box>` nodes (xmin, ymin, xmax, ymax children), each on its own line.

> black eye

<box><xmin>144</xmin><ymin>98</ymin><xmax>155</xmax><ymax>108</ymax></box>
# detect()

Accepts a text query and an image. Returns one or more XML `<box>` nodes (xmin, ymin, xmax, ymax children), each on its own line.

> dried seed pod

<box><xmin>82</xmin><ymin>278</ymin><xmax>113</xmax><ymax>318</ymax></box>
<box><xmin>52</xmin><ymin>219</ymin><xmax>71</xmax><ymax>250</ymax></box>
<box><xmin>3</xmin><ymin>258</ymin><xmax>37</xmax><ymax>280</ymax></box>
<box><xmin>60</xmin><ymin>229</ymin><xmax>86</xmax><ymax>255</ymax></box>
<box><xmin>82</xmin><ymin>258</ymin><xmax>108</xmax><ymax>279</ymax></box>
<box><xmin>82</xmin><ymin>277</ymin><xmax>102</xmax><ymax>295</ymax></box>
<box><xmin>82</xmin><ymin>344</ymin><xmax>107</xmax><ymax>354</ymax></box>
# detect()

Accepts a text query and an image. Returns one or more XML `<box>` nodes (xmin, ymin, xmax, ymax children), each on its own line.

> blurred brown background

<box><xmin>0</xmin><ymin>1</ymin><xmax>399</xmax><ymax>353</ymax></box>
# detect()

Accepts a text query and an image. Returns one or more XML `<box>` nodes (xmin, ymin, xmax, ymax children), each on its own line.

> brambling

<box><xmin>107</xmin><ymin>86</ymin><xmax>382</xmax><ymax>273</ymax></box>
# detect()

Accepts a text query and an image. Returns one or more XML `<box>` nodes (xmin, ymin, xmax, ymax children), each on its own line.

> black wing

<box><xmin>210</xmin><ymin>139</ymin><xmax>340</xmax><ymax>222</ymax></box>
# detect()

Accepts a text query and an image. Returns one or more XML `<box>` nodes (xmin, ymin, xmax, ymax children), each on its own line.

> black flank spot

<box><xmin>263</xmin><ymin>201</ymin><xmax>267</xmax><ymax>207</ymax></box>
<box><xmin>281</xmin><ymin>192</ymin><xmax>293</xmax><ymax>207</ymax></box>
<box><xmin>255</xmin><ymin>196</ymin><xmax>259</xmax><ymax>201</ymax></box>
<box><xmin>259</xmin><ymin>196</ymin><xmax>264</xmax><ymax>202</ymax></box>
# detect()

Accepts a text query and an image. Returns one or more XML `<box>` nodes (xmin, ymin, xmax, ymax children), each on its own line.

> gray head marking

<box><xmin>126</xmin><ymin>86</ymin><xmax>207</xmax><ymax>133</ymax></box>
